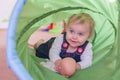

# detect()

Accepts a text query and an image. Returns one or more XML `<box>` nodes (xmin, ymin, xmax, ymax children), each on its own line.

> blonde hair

<box><xmin>67</xmin><ymin>13</ymin><xmax>95</xmax><ymax>38</ymax></box>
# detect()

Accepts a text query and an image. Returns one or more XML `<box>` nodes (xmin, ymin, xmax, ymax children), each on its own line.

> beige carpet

<box><xmin>0</xmin><ymin>29</ymin><xmax>18</xmax><ymax>80</ymax></box>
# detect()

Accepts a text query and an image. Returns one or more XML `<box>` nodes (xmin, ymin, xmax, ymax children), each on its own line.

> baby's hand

<box><xmin>76</xmin><ymin>63</ymin><xmax>81</xmax><ymax>70</ymax></box>
<box><xmin>54</xmin><ymin>59</ymin><xmax>62</xmax><ymax>72</ymax></box>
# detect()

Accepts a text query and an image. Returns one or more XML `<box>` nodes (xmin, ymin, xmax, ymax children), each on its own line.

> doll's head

<box><xmin>66</xmin><ymin>13</ymin><xmax>95</xmax><ymax>48</ymax></box>
<box><xmin>59</xmin><ymin>57</ymin><xmax>76</xmax><ymax>78</ymax></box>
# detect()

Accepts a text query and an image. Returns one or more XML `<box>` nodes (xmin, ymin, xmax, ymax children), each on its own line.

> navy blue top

<box><xmin>60</xmin><ymin>33</ymin><xmax>88</xmax><ymax>62</ymax></box>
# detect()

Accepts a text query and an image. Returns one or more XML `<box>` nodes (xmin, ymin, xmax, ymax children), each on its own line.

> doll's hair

<box><xmin>67</xmin><ymin>13</ymin><xmax>95</xmax><ymax>38</ymax></box>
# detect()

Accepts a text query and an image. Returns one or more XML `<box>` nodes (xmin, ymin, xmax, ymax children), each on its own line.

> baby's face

<box><xmin>59</xmin><ymin>58</ymin><xmax>76</xmax><ymax>78</ymax></box>
<box><xmin>66</xmin><ymin>23</ymin><xmax>90</xmax><ymax>48</ymax></box>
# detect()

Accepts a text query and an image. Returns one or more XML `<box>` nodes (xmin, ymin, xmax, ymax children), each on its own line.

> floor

<box><xmin>0</xmin><ymin>29</ymin><xmax>18</xmax><ymax>80</ymax></box>
<box><xmin>0</xmin><ymin>1</ymin><xmax>18</xmax><ymax>79</ymax></box>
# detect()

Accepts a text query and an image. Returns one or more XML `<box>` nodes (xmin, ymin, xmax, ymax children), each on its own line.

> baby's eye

<box><xmin>69</xmin><ymin>30</ymin><xmax>74</xmax><ymax>34</ymax></box>
<box><xmin>78</xmin><ymin>33</ymin><xmax>83</xmax><ymax>36</ymax></box>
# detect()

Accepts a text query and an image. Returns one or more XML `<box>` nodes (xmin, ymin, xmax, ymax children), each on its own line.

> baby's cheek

<box><xmin>79</xmin><ymin>40</ymin><xmax>85</xmax><ymax>45</ymax></box>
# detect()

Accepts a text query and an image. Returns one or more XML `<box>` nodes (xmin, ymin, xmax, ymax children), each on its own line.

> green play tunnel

<box><xmin>7</xmin><ymin>0</ymin><xmax>120</xmax><ymax>80</ymax></box>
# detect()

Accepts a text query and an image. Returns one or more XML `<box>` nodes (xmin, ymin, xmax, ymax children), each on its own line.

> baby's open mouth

<box><xmin>70</xmin><ymin>40</ymin><xmax>78</xmax><ymax>43</ymax></box>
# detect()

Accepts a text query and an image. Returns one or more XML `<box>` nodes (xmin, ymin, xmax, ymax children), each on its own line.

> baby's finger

<box><xmin>54</xmin><ymin>66</ymin><xmax>59</xmax><ymax>72</ymax></box>
<box><xmin>58</xmin><ymin>66</ymin><xmax>61</xmax><ymax>70</ymax></box>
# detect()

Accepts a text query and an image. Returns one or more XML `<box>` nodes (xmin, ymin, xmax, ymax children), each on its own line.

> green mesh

<box><xmin>16</xmin><ymin>0</ymin><xmax>119</xmax><ymax>80</ymax></box>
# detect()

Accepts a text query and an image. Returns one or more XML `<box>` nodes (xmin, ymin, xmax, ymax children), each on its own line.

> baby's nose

<box><xmin>72</xmin><ymin>34</ymin><xmax>78</xmax><ymax>39</ymax></box>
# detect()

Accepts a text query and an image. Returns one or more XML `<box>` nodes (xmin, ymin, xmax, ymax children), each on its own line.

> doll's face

<box><xmin>66</xmin><ymin>23</ymin><xmax>90</xmax><ymax>48</ymax></box>
<box><xmin>59</xmin><ymin>58</ymin><xmax>76</xmax><ymax>78</ymax></box>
